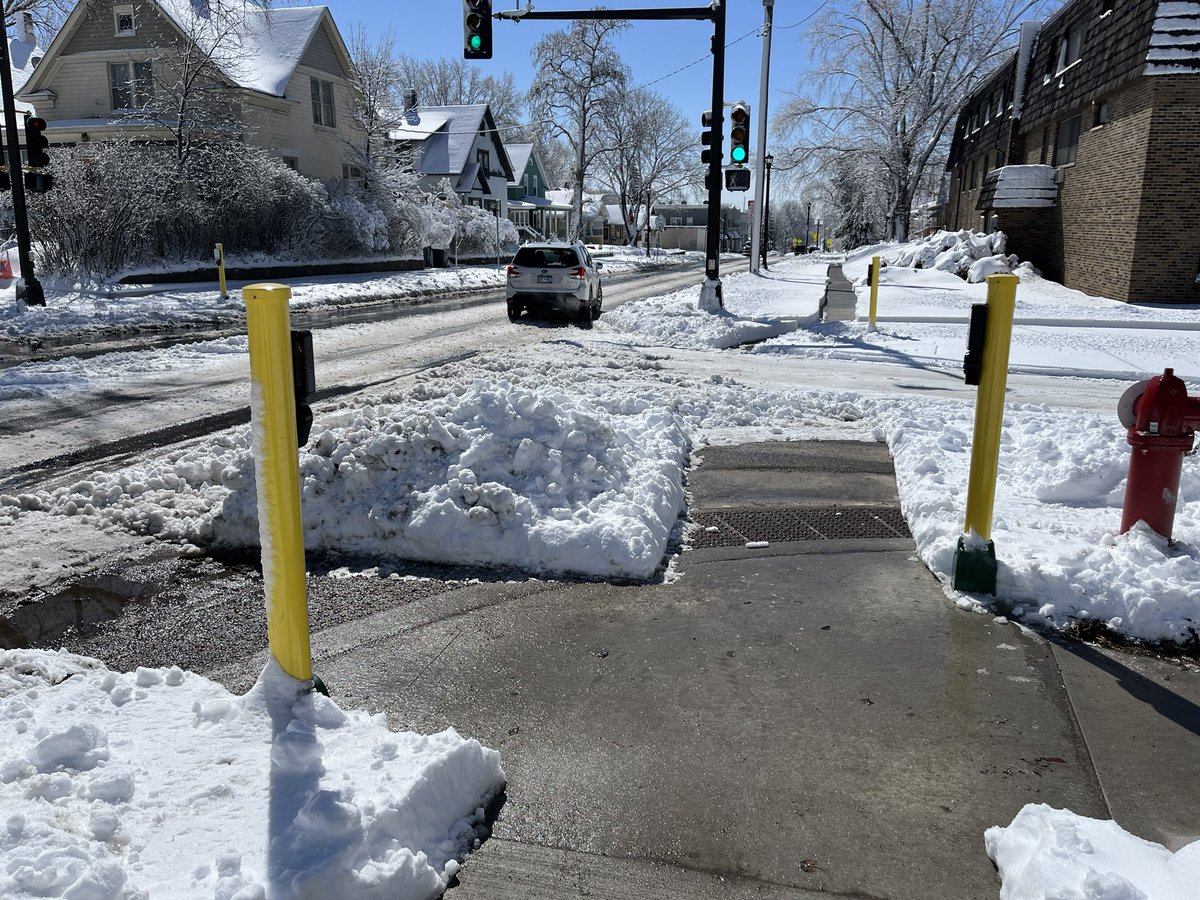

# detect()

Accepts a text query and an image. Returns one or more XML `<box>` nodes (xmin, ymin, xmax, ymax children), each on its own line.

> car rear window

<box><xmin>513</xmin><ymin>247</ymin><xmax>580</xmax><ymax>268</ymax></box>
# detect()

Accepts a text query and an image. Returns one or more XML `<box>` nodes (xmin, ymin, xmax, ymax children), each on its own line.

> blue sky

<box><xmin>318</xmin><ymin>1</ymin><xmax>817</xmax><ymax>185</ymax></box>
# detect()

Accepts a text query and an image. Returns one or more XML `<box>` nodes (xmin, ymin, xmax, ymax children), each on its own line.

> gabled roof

<box><xmin>8</xmin><ymin>27</ymin><xmax>44</xmax><ymax>115</ymax></box>
<box><xmin>22</xmin><ymin>2</ymin><xmax>352</xmax><ymax>100</ymax></box>
<box><xmin>506</xmin><ymin>143</ymin><xmax>535</xmax><ymax>177</ymax></box>
<box><xmin>389</xmin><ymin>104</ymin><xmax>514</xmax><ymax>181</ymax></box>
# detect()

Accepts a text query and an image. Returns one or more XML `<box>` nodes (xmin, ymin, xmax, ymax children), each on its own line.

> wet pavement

<box><xmin>8</xmin><ymin>440</ymin><xmax>1200</xmax><ymax>899</ymax></box>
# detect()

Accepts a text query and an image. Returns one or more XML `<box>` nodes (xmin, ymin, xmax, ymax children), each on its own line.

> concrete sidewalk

<box><xmin>304</xmin><ymin>441</ymin><xmax>1200</xmax><ymax>899</ymax></box>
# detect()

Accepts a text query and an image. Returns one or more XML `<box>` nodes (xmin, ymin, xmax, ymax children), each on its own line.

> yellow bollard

<box><xmin>953</xmin><ymin>273</ymin><xmax>1018</xmax><ymax>594</ymax></box>
<box><xmin>244</xmin><ymin>283</ymin><xmax>311</xmax><ymax>683</ymax></box>
<box><xmin>215</xmin><ymin>243</ymin><xmax>228</xmax><ymax>300</ymax></box>
<box><xmin>868</xmin><ymin>255</ymin><xmax>881</xmax><ymax>331</ymax></box>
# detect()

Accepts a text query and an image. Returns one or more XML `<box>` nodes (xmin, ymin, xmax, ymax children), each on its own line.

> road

<box><xmin>0</xmin><ymin>258</ymin><xmax>750</xmax><ymax>494</ymax></box>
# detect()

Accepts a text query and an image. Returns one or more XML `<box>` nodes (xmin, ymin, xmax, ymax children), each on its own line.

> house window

<box><xmin>968</xmin><ymin>159</ymin><xmax>978</xmax><ymax>189</ymax></box>
<box><xmin>282</xmin><ymin>157</ymin><xmax>299</xmax><ymax>171</ymax></box>
<box><xmin>1054</xmin><ymin>115</ymin><xmax>1081</xmax><ymax>165</ymax></box>
<box><xmin>1093</xmin><ymin>99</ymin><xmax>1109</xmax><ymax>127</ymax></box>
<box><xmin>110</xmin><ymin>61</ymin><xmax>153</xmax><ymax>110</ymax></box>
<box><xmin>1057</xmin><ymin>23</ymin><xmax>1084</xmax><ymax>72</ymax></box>
<box><xmin>113</xmin><ymin>4</ymin><xmax>135</xmax><ymax>36</ymax></box>
<box><xmin>476</xmin><ymin>149</ymin><xmax>490</xmax><ymax>173</ymax></box>
<box><xmin>1040</xmin><ymin>128</ymin><xmax>1052</xmax><ymax>164</ymax></box>
<box><xmin>311</xmin><ymin>78</ymin><xmax>335</xmax><ymax>127</ymax></box>
<box><xmin>342</xmin><ymin>164</ymin><xmax>362</xmax><ymax>181</ymax></box>
<box><xmin>995</xmin><ymin>149</ymin><xmax>1006</xmax><ymax>168</ymax></box>
<box><xmin>982</xmin><ymin>153</ymin><xmax>990</xmax><ymax>174</ymax></box>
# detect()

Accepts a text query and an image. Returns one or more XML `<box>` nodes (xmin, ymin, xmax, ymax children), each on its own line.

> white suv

<box><xmin>505</xmin><ymin>241</ymin><xmax>603</xmax><ymax>324</ymax></box>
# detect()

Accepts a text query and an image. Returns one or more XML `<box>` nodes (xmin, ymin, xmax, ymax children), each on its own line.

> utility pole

<box><xmin>0</xmin><ymin>29</ymin><xmax>43</xmax><ymax>305</ymax></box>
<box><xmin>749</xmin><ymin>0</ymin><xmax>773</xmax><ymax>276</ymax></box>
<box><xmin>804</xmin><ymin>201</ymin><xmax>811</xmax><ymax>254</ymax></box>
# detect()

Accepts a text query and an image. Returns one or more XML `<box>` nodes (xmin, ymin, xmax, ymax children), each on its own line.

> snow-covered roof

<box><xmin>546</xmin><ymin>190</ymin><xmax>606</xmax><ymax>218</ymax></box>
<box><xmin>151</xmin><ymin>2</ymin><xmax>332</xmax><ymax>97</ymax></box>
<box><xmin>604</xmin><ymin>205</ymin><xmax>625</xmax><ymax>226</ymax></box>
<box><xmin>506</xmin><ymin>143</ymin><xmax>534</xmax><ymax>179</ymax></box>
<box><xmin>983</xmin><ymin>165</ymin><xmax>1058</xmax><ymax>208</ymax></box>
<box><xmin>1145</xmin><ymin>1</ymin><xmax>1200</xmax><ymax>75</ymax></box>
<box><xmin>388</xmin><ymin>105</ymin><xmax>512</xmax><ymax>181</ymax></box>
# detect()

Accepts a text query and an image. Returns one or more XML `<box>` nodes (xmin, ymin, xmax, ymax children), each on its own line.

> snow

<box><xmin>986</xmin><ymin>804</ymin><xmax>1200</xmax><ymax>899</ymax></box>
<box><xmin>3</xmin><ymin>246</ymin><xmax>1200</xmax><ymax>895</ymax></box>
<box><xmin>153</xmin><ymin>2</ymin><xmax>327</xmax><ymax>97</ymax></box>
<box><xmin>0</xmin><ymin>649</ymin><xmax>503</xmax><ymax>899</ymax></box>
<box><xmin>988</xmin><ymin>164</ymin><xmax>1058</xmax><ymax>208</ymax></box>
<box><xmin>1146</xmin><ymin>1</ymin><xmax>1200</xmax><ymax>74</ymax></box>
<box><xmin>0</xmin><ymin>248</ymin><xmax>695</xmax><ymax>341</ymax></box>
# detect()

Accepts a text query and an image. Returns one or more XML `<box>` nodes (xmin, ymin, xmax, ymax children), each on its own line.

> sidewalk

<box><xmin>272</xmin><ymin>440</ymin><xmax>1200</xmax><ymax>899</ymax></box>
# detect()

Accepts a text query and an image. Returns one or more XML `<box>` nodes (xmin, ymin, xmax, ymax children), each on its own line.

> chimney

<box><xmin>403</xmin><ymin>89</ymin><xmax>419</xmax><ymax>124</ymax></box>
<box><xmin>19</xmin><ymin>12</ymin><xmax>35</xmax><ymax>44</ymax></box>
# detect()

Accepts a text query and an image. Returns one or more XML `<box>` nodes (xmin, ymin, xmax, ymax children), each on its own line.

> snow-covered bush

<box><xmin>27</xmin><ymin>142</ymin><xmax>443</xmax><ymax>279</ymax></box>
<box><xmin>886</xmin><ymin>229</ymin><xmax>1023</xmax><ymax>283</ymax></box>
<box><xmin>427</xmin><ymin>182</ymin><xmax>517</xmax><ymax>256</ymax></box>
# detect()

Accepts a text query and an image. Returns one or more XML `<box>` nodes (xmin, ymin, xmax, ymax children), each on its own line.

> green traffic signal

<box><xmin>469</xmin><ymin>33</ymin><xmax>482</xmax><ymax>50</ymax></box>
<box><xmin>731</xmin><ymin>145</ymin><xmax>747</xmax><ymax>163</ymax></box>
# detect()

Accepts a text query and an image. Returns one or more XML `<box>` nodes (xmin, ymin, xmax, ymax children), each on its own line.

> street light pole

<box><xmin>761</xmin><ymin>153</ymin><xmax>773</xmax><ymax>271</ymax></box>
<box><xmin>804</xmin><ymin>201</ymin><xmax>811</xmax><ymax>254</ymax></box>
<box><xmin>748</xmin><ymin>0</ymin><xmax>773</xmax><ymax>275</ymax></box>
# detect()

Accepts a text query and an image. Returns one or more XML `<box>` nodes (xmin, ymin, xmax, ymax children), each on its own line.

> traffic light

<box><xmin>729</xmin><ymin>102</ymin><xmax>750</xmax><ymax>165</ymax></box>
<box><xmin>700</xmin><ymin>109</ymin><xmax>714</xmax><ymax>165</ymax></box>
<box><xmin>25</xmin><ymin>117</ymin><xmax>50</xmax><ymax>168</ymax></box>
<box><xmin>463</xmin><ymin>0</ymin><xmax>492</xmax><ymax>60</ymax></box>
<box><xmin>725</xmin><ymin>168</ymin><xmax>750</xmax><ymax>191</ymax></box>
<box><xmin>0</xmin><ymin>170</ymin><xmax>9</xmax><ymax>191</ymax></box>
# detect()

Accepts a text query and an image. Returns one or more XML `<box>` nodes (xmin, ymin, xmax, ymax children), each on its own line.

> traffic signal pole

<box><xmin>699</xmin><ymin>0</ymin><xmax>726</xmax><ymax>310</ymax></box>
<box><xmin>0</xmin><ymin>30</ymin><xmax>43</xmax><ymax>306</ymax></box>
<box><xmin>495</xmin><ymin>1</ymin><xmax>727</xmax><ymax>309</ymax></box>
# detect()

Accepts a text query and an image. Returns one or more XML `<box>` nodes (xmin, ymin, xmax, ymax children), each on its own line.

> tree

<box><xmin>346</xmin><ymin>24</ymin><xmax>405</xmax><ymax>177</ymax></box>
<box><xmin>776</xmin><ymin>0</ymin><xmax>1049</xmax><ymax>242</ymax></box>
<box><xmin>594</xmin><ymin>88</ymin><xmax>701</xmax><ymax>244</ymax></box>
<box><xmin>527</xmin><ymin>19</ymin><xmax>628</xmax><ymax>239</ymax></box>
<box><xmin>396</xmin><ymin>55</ymin><xmax>525</xmax><ymax>132</ymax></box>
<box><xmin>96</xmin><ymin>0</ymin><xmax>270</xmax><ymax>168</ymax></box>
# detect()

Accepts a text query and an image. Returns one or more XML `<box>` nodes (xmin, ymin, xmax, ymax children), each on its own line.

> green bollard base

<box><xmin>952</xmin><ymin>536</ymin><xmax>997</xmax><ymax>595</ymax></box>
<box><xmin>312</xmin><ymin>674</ymin><xmax>330</xmax><ymax>697</ymax></box>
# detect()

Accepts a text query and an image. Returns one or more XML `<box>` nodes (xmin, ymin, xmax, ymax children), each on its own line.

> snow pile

<box><xmin>986</xmin><ymin>804</ymin><xmax>1200</xmax><ymax>898</ymax></box>
<box><xmin>598</xmin><ymin>264</ymin><xmax>823</xmax><ymax>350</ymax></box>
<box><xmin>874</xmin><ymin>394</ymin><xmax>1200</xmax><ymax>643</ymax></box>
<box><xmin>885</xmin><ymin>229</ymin><xmax>1023</xmax><ymax>283</ymax></box>
<box><xmin>0</xmin><ymin>649</ymin><xmax>504</xmax><ymax>900</ymax></box>
<box><xmin>16</xmin><ymin>377</ymin><xmax>691</xmax><ymax>581</ymax></box>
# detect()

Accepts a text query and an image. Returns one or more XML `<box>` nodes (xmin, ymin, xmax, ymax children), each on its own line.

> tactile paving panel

<box><xmin>690</xmin><ymin>506</ymin><xmax>911</xmax><ymax>548</ymax></box>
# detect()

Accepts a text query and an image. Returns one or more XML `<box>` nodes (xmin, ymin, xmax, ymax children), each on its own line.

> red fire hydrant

<box><xmin>1119</xmin><ymin>368</ymin><xmax>1200</xmax><ymax>540</ymax></box>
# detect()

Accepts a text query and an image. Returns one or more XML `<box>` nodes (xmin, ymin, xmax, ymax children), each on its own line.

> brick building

<box><xmin>945</xmin><ymin>0</ymin><xmax>1200</xmax><ymax>302</ymax></box>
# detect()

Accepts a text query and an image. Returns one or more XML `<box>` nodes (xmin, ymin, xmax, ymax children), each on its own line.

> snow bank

<box><xmin>885</xmin><ymin>229</ymin><xmax>1026</xmax><ymax>283</ymax></box>
<box><xmin>986</xmin><ymin>804</ymin><xmax>1200</xmax><ymax>899</ymax></box>
<box><xmin>0</xmin><ymin>649</ymin><xmax>504</xmax><ymax>900</ymax></box>
<box><xmin>18</xmin><ymin>377</ymin><xmax>691</xmax><ymax>581</ymax></box>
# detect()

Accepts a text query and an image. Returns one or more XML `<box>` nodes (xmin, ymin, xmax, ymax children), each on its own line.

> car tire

<box><xmin>507</xmin><ymin>305</ymin><xmax>520</xmax><ymax>322</ymax></box>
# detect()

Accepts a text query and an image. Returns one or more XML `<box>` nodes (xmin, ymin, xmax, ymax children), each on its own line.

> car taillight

<box><xmin>569</xmin><ymin>266</ymin><xmax>586</xmax><ymax>279</ymax></box>
<box><xmin>506</xmin><ymin>265</ymin><xmax>519</xmax><ymax>276</ymax></box>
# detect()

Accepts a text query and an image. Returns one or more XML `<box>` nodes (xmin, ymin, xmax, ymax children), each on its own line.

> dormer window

<box><xmin>114</xmin><ymin>5</ymin><xmax>135</xmax><ymax>37</ymax></box>
<box><xmin>1057</xmin><ymin>23</ymin><xmax>1084</xmax><ymax>73</ymax></box>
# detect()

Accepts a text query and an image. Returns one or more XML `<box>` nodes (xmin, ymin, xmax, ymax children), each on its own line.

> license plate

<box><xmin>537</xmin><ymin>274</ymin><xmax>552</xmax><ymax>283</ymax></box>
